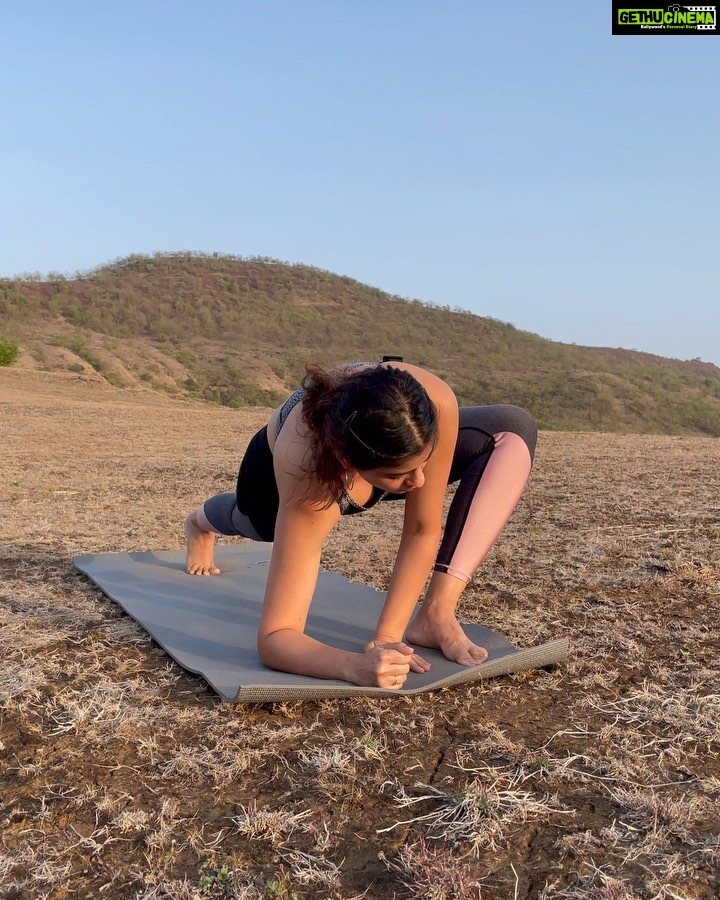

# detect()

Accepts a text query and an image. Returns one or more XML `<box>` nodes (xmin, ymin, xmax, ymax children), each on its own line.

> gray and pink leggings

<box><xmin>432</xmin><ymin>405</ymin><xmax>536</xmax><ymax>583</ymax></box>
<box><xmin>201</xmin><ymin>405</ymin><xmax>537</xmax><ymax>586</ymax></box>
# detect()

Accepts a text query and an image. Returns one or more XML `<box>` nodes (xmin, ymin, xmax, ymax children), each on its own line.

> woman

<box><xmin>185</xmin><ymin>361</ymin><xmax>537</xmax><ymax>690</ymax></box>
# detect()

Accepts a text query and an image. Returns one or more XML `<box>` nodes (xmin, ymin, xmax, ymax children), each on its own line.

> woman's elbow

<box><xmin>257</xmin><ymin>627</ymin><xmax>295</xmax><ymax>668</ymax></box>
<box><xmin>256</xmin><ymin>630</ymin><xmax>276</xmax><ymax>666</ymax></box>
<box><xmin>405</xmin><ymin>519</ymin><xmax>443</xmax><ymax>541</ymax></box>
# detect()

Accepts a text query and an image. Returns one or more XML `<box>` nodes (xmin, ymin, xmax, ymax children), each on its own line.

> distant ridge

<box><xmin>2</xmin><ymin>251</ymin><xmax>719</xmax><ymax>435</ymax></box>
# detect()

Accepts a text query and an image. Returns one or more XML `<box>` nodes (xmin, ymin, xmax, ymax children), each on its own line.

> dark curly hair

<box><xmin>300</xmin><ymin>363</ymin><xmax>438</xmax><ymax>505</ymax></box>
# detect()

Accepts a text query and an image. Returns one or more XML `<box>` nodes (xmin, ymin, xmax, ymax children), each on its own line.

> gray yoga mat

<box><xmin>74</xmin><ymin>545</ymin><xmax>568</xmax><ymax>702</ymax></box>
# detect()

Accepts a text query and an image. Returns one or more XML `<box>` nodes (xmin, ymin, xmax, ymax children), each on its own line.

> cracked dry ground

<box><xmin>1</xmin><ymin>368</ymin><xmax>719</xmax><ymax>900</ymax></box>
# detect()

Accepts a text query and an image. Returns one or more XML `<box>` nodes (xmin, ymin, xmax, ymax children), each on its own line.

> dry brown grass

<box><xmin>1</xmin><ymin>368</ymin><xmax>719</xmax><ymax>899</ymax></box>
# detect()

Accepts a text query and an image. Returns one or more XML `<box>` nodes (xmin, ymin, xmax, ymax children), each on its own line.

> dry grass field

<box><xmin>1</xmin><ymin>368</ymin><xmax>719</xmax><ymax>900</ymax></box>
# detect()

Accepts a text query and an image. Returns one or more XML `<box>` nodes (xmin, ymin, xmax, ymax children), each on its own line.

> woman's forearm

<box><xmin>259</xmin><ymin>627</ymin><xmax>414</xmax><ymax>689</ymax></box>
<box><xmin>373</xmin><ymin>529</ymin><xmax>441</xmax><ymax>642</ymax></box>
<box><xmin>258</xmin><ymin>628</ymin><xmax>357</xmax><ymax>682</ymax></box>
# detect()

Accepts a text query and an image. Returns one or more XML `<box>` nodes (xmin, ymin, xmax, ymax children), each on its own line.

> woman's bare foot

<box><xmin>185</xmin><ymin>511</ymin><xmax>220</xmax><ymax>575</ymax></box>
<box><xmin>406</xmin><ymin>607</ymin><xmax>488</xmax><ymax>666</ymax></box>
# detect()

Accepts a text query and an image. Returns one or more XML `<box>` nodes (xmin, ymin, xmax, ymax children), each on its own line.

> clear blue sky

<box><xmin>2</xmin><ymin>1</ymin><xmax>718</xmax><ymax>365</ymax></box>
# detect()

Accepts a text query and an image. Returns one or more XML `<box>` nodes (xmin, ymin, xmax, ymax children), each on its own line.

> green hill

<box><xmin>2</xmin><ymin>251</ymin><xmax>719</xmax><ymax>434</ymax></box>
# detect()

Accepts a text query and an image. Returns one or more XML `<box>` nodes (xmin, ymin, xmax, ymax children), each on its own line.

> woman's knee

<box><xmin>459</xmin><ymin>405</ymin><xmax>538</xmax><ymax>460</ymax></box>
<box><xmin>499</xmin><ymin>406</ymin><xmax>538</xmax><ymax>460</ymax></box>
<box><xmin>202</xmin><ymin>491</ymin><xmax>264</xmax><ymax>539</ymax></box>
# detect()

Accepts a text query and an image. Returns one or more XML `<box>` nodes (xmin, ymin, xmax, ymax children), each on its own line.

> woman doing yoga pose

<box><xmin>185</xmin><ymin>361</ymin><xmax>537</xmax><ymax>690</ymax></box>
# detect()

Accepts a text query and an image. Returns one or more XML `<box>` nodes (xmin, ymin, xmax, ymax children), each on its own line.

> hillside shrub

<box><xmin>0</xmin><ymin>339</ymin><xmax>18</xmax><ymax>366</ymax></box>
<box><xmin>6</xmin><ymin>253</ymin><xmax>720</xmax><ymax>433</ymax></box>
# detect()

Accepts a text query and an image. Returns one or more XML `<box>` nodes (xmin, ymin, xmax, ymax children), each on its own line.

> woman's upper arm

<box><xmin>258</xmin><ymin>484</ymin><xmax>340</xmax><ymax>641</ymax></box>
<box><xmin>405</xmin><ymin>371</ymin><xmax>459</xmax><ymax>531</ymax></box>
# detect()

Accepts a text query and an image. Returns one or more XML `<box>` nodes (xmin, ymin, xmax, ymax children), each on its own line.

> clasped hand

<box><xmin>355</xmin><ymin>639</ymin><xmax>431</xmax><ymax>689</ymax></box>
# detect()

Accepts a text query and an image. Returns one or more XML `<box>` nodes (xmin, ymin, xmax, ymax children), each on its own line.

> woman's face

<box><xmin>357</xmin><ymin>444</ymin><xmax>434</xmax><ymax>493</ymax></box>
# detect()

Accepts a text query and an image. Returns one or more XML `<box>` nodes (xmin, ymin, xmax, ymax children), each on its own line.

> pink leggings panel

<box><xmin>433</xmin><ymin>431</ymin><xmax>533</xmax><ymax>584</ymax></box>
